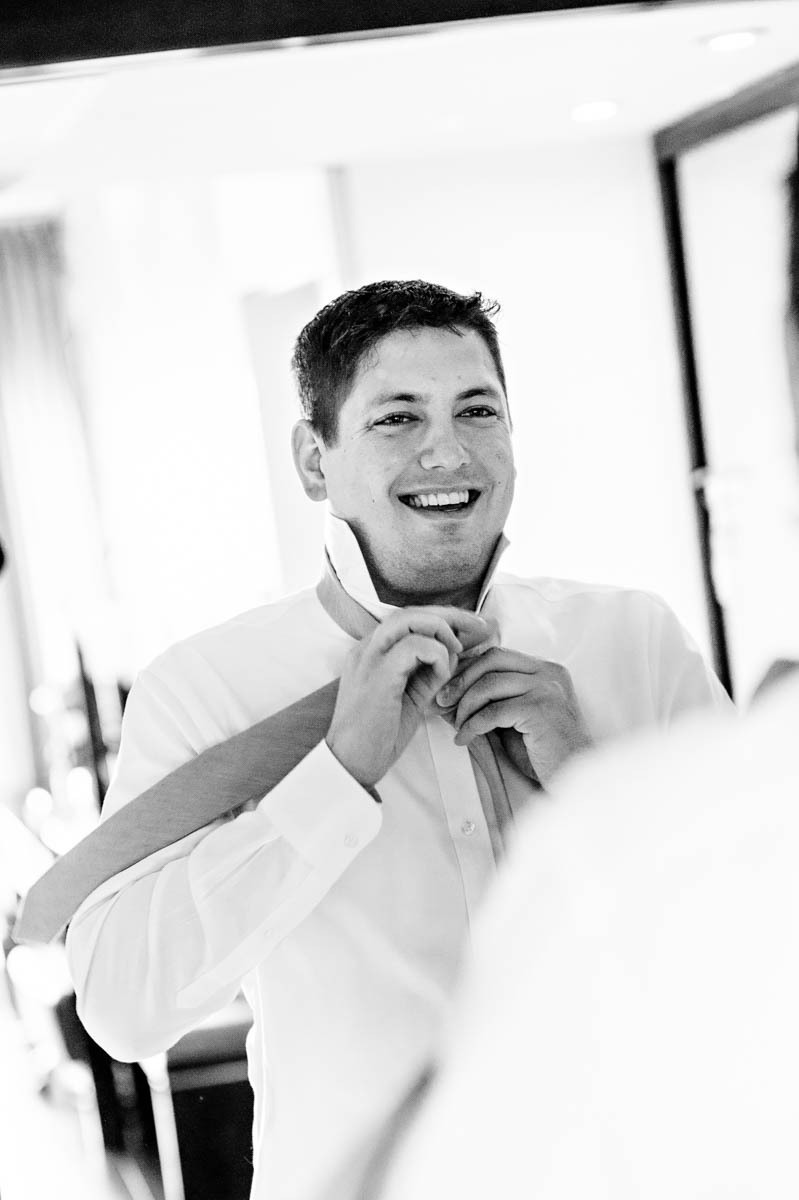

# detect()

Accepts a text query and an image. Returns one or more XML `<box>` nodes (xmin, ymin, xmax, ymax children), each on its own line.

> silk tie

<box><xmin>14</xmin><ymin>556</ymin><xmax>533</xmax><ymax>945</ymax></box>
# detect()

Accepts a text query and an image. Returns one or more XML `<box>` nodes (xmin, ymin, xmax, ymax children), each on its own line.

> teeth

<box><xmin>406</xmin><ymin>490</ymin><xmax>471</xmax><ymax>509</ymax></box>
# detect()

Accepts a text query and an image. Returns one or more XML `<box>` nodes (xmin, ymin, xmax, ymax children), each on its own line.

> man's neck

<box><xmin>372</xmin><ymin>578</ymin><xmax>482</xmax><ymax>611</ymax></box>
<box><xmin>324</xmin><ymin>512</ymin><xmax>508</xmax><ymax>617</ymax></box>
<box><xmin>365</xmin><ymin>538</ymin><xmax>507</xmax><ymax>613</ymax></box>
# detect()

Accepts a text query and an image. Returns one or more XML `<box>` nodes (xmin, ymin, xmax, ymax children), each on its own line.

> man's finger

<box><xmin>387</xmin><ymin>635</ymin><xmax>453</xmax><ymax>692</ymax></box>
<box><xmin>390</xmin><ymin>606</ymin><xmax>495</xmax><ymax>651</ymax></box>
<box><xmin>450</xmin><ymin>671</ymin><xmax>532</xmax><ymax>729</ymax></box>
<box><xmin>375</xmin><ymin>613</ymin><xmax>464</xmax><ymax>659</ymax></box>
<box><xmin>436</xmin><ymin>647</ymin><xmax>544</xmax><ymax>708</ymax></box>
<box><xmin>456</xmin><ymin>613</ymin><xmax>500</xmax><ymax>653</ymax></box>
<box><xmin>455</xmin><ymin>618</ymin><xmax>502</xmax><ymax>662</ymax></box>
<box><xmin>454</xmin><ymin>698</ymin><xmax>527</xmax><ymax>746</ymax></box>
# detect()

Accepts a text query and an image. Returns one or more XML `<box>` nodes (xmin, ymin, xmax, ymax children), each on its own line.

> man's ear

<box><xmin>292</xmin><ymin>420</ymin><xmax>328</xmax><ymax>502</ymax></box>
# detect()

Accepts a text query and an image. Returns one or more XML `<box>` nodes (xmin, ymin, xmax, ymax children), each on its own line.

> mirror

<box><xmin>677</xmin><ymin>107</ymin><xmax>799</xmax><ymax>700</ymax></box>
<box><xmin>2</xmin><ymin>4</ymin><xmax>799</xmax><ymax>1198</ymax></box>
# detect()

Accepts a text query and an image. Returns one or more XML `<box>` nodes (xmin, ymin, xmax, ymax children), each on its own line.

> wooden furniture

<box><xmin>139</xmin><ymin>997</ymin><xmax>254</xmax><ymax>1200</ymax></box>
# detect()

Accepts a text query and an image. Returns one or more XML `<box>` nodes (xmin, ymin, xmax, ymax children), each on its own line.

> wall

<box><xmin>63</xmin><ymin>171</ymin><xmax>339</xmax><ymax>678</ymax></box>
<box><xmin>341</xmin><ymin>139</ymin><xmax>711</xmax><ymax>656</ymax></box>
<box><xmin>59</xmin><ymin>139</ymin><xmax>713</xmax><ymax>682</ymax></box>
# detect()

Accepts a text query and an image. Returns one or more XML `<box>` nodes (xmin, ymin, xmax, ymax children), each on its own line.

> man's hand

<box><xmin>436</xmin><ymin>648</ymin><xmax>594</xmax><ymax>787</ymax></box>
<box><xmin>327</xmin><ymin>608</ymin><xmax>499</xmax><ymax>788</ymax></box>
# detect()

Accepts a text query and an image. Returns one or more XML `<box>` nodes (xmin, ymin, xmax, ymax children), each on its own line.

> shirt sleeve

<box><xmin>65</xmin><ymin>665</ymin><xmax>382</xmax><ymax>1063</ymax></box>
<box><xmin>642</xmin><ymin>593</ymin><xmax>734</xmax><ymax>723</ymax></box>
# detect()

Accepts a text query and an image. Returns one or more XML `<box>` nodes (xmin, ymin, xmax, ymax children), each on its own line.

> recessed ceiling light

<box><xmin>703</xmin><ymin>28</ymin><xmax>765</xmax><ymax>54</ymax></box>
<box><xmin>571</xmin><ymin>100</ymin><xmax>618</xmax><ymax>124</ymax></box>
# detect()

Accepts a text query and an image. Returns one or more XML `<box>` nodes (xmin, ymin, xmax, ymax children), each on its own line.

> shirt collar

<box><xmin>323</xmin><ymin>507</ymin><xmax>509</xmax><ymax>621</ymax></box>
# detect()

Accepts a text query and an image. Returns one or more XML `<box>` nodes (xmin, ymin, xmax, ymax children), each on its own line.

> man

<box><xmin>65</xmin><ymin>280</ymin><xmax>728</xmax><ymax>1200</ymax></box>
<box><xmin>376</xmin><ymin>172</ymin><xmax>799</xmax><ymax>1196</ymax></box>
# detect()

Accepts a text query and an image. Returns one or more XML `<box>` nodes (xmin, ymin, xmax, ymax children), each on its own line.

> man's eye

<box><xmin>375</xmin><ymin>413</ymin><xmax>417</xmax><ymax>427</ymax></box>
<box><xmin>460</xmin><ymin>406</ymin><xmax>497</xmax><ymax>418</ymax></box>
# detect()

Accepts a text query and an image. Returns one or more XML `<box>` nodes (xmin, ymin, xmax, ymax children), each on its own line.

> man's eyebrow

<box><xmin>371</xmin><ymin>385</ymin><xmax>503</xmax><ymax>407</ymax></box>
<box><xmin>372</xmin><ymin>391</ymin><xmax>422</xmax><ymax>406</ymax></box>
<box><xmin>456</xmin><ymin>386</ymin><xmax>504</xmax><ymax>401</ymax></box>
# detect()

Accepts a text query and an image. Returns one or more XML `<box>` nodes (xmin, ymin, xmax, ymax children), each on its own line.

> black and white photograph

<box><xmin>1</xmin><ymin>3</ymin><xmax>799</xmax><ymax>1198</ymax></box>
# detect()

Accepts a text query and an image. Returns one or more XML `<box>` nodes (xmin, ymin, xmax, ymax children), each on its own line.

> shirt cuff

<box><xmin>258</xmin><ymin>739</ymin><xmax>382</xmax><ymax>869</ymax></box>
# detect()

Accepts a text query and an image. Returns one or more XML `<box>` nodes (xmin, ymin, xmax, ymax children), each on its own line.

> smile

<box><xmin>398</xmin><ymin>489</ymin><xmax>480</xmax><ymax>512</ymax></box>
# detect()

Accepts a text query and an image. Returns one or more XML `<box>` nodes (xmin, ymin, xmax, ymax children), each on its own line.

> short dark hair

<box><xmin>291</xmin><ymin>280</ymin><xmax>506</xmax><ymax>445</ymax></box>
<box><xmin>789</xmin><ymin>142</ymin><xmax>799</xmax><ymax>328</ymax></box>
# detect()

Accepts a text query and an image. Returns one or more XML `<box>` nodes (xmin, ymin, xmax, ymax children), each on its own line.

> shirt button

<box><xmin>344</xmin><ymin>833</ymin><xmax>359</xmax><ymax>849</ymax></box>
<box><xmin>461</xmin><ymin>819</ymin><xmax>476</xmax><ymax>836</ymax></box>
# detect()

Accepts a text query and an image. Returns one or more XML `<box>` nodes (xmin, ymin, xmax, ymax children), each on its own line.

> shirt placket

<box><xmin>424</xmin><ymin>714</ymin><xmax>498</xmax><ymax>928</ymax></box>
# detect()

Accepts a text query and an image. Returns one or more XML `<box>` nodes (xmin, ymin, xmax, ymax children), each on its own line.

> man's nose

<box><xmin>419</xmin><ymin>422</ymin><xmax>471</xmax><ymax>471</ymax></box>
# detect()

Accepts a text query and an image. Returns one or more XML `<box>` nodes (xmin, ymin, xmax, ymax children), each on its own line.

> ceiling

<box><xmin>1</xmin><ymin>1</ymin><xmax>798</xmax><ymax>203</ymax></box>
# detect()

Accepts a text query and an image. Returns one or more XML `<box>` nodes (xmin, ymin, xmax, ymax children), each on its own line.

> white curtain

<box><xmin>0</xmin><ymin>220</ymin><xmax>117</xmax><ymax>701</ymax></box>
<box><xmin>64</xmin><ymin>182</ymin><xmax>287</xmax><ymax>675</ymax></box>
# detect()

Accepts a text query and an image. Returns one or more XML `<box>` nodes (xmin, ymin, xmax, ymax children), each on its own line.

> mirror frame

<box><xmin>0</xmin><ymin>1</ymin><xmax>732</xmax><ymax>72</ymax></box>
<box><xmin>655</xmin><ymin>61</ymin><xmax>799</xmax><ymax>697</ymax></box>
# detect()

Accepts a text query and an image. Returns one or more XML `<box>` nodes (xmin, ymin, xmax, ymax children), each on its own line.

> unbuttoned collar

<box><xmin>323</xmin><ymin>508</ymin><xmax>508</xmax><ymax>621</ymax></box>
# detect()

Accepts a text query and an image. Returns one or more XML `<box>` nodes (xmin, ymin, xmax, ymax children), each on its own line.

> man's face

<box><xmin>309</xmin><ymin>326</ymin><xmax>515</xmax><ymax>608</ymax></box>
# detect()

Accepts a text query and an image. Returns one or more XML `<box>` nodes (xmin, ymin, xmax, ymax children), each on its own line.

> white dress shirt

<box><xmin>66</xmin><ymin>514</ymin><xmax>730</xmax><ymax>1200</ymax></box>
<box><xmin>380</xmin><ymin>673</ymin><xmax>799</xmax><ymax>1200</ymax></box>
